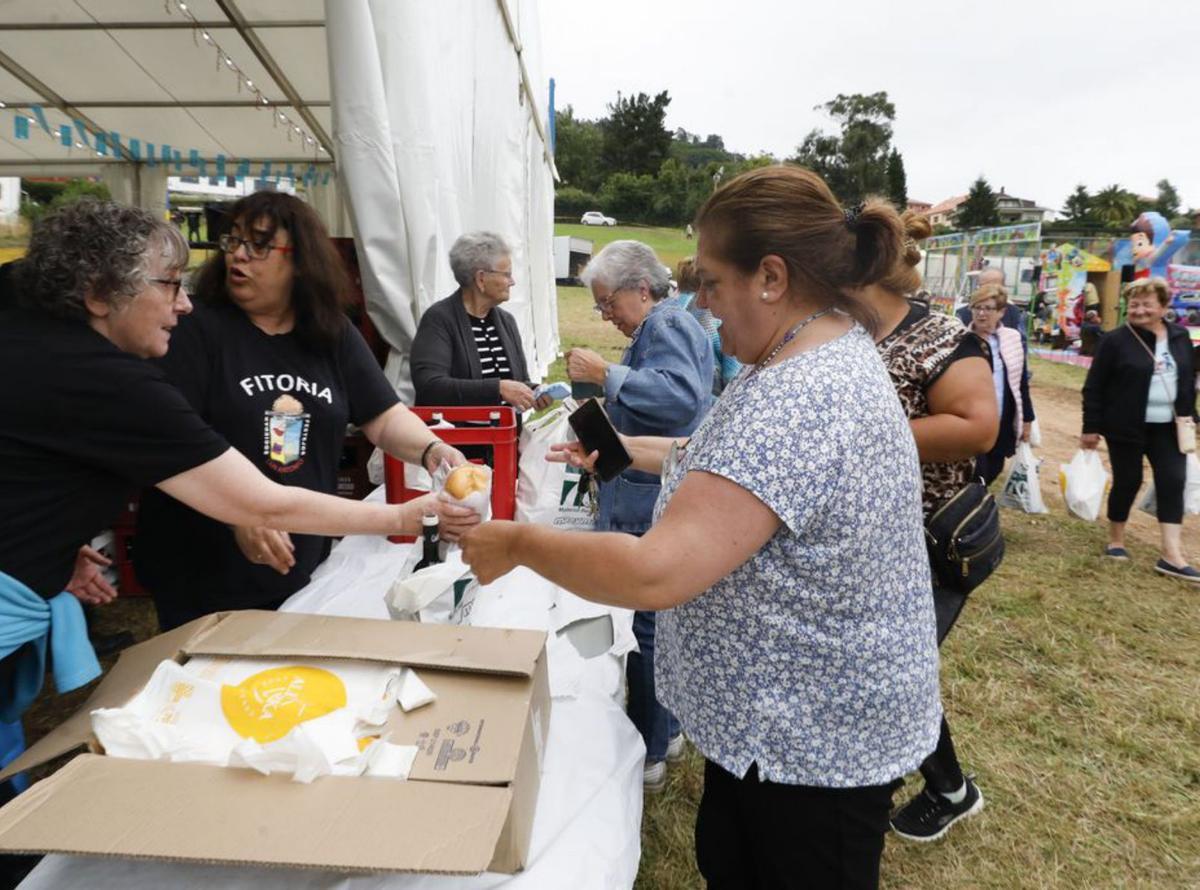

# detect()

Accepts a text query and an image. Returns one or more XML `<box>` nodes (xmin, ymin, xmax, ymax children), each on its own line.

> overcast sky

<box><xmin>539</xmin><ymin>0</ymin><xmax>1200</xmax><ymax>213</ymax></box>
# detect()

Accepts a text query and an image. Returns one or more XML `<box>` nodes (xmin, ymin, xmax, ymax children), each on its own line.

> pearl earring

<box><xmin>760</xmin><ymin>291</ymin><xmax>769</xmax><ymax>301</ymax></box>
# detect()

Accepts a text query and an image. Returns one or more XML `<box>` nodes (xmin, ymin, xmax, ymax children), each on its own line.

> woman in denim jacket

<box><xmin>566</xmin><ymin>239</ymin><xmax>713</xmax><ymax>791</ymax></box>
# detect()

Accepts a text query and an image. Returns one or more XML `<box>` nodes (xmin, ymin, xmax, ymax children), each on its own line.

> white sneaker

<box><xmin>643</xmin><ymin>760</ymin><xmax>667</xmax><ymax>793</ymax></box>
<box><xmin>666</xmin><ymin>733</ymin><xmax>685</xmax><ymax>762</ymax></box>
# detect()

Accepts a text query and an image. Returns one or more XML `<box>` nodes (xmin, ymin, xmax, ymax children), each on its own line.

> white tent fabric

<box><xmin>326</xmin><ymin>0</ymin><xmax>559</xmax><ymax>401</ymax></box>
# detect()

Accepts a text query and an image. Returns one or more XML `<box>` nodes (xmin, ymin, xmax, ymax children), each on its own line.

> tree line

<box><xmin>554</xmin><ymin>90</ymin><xmax>908</xmax><ymax>226</ymax></box>
<box><xmin>555</xmin><ymin>89</ymin><xmax>1194</xmax><ymax>234</ymax></box>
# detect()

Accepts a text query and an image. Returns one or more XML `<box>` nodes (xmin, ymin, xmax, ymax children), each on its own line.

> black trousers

<box><xmin>918</xmin><ymin>580</ymin><xmax>968</xmax><ymax>795</ymax></box>
<box><xmin>1106</xmin><ymin>424</ymin><xmax>1186</xmax><ymax>524</ymax></box>
<box><xmin>695</xmin><ymin>760</ymin><xmax>894</xmax><ymax>890</ymax></box>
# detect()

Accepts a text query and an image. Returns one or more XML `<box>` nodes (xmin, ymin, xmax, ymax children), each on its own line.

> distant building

<box><xmin>922</xmin><ymin>189</ymin><xmax>1049</xmax><ymax>229</ymax></box>
<box><xmin>168</xmin><ymin>175</ymin><xmax>295</xmax><ymax>200</ymax></box>
<box><xmin>907</xmin><ymin>199</ymin><xmax>932</xmax><ymax>214</ymax></box>
<box><xmin>994</xmin><ymin>188</ymin><xmax>1051</xmax><ymax>225</ymax></box>
<box><xmin>926</xmin><ymin>195</ymin><xmax>966</xmax><ymax>228</ymax></box>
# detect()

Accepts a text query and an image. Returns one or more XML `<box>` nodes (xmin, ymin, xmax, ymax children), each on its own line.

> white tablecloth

<box><xmin>21</xmin><ymin>529</ymin><xmax>643</xmax><ymax>889</ymax></box>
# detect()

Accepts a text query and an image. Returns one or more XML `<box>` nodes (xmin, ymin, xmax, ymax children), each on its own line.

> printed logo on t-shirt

<box><xmin>240</xmin><ymin>373</ymin><xmax>334</xmax><ymax>405</ymax></box>
<box><xmin>263</xmin><ymin>394</ymin><xmax>311</xmax><ymax>472</ymax></box>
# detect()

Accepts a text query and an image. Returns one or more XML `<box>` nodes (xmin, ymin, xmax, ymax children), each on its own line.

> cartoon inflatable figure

<box><xmin>1130</xmin><ymin>211</ymin><xmax>1185</xmax><ymax>280</ymax></box>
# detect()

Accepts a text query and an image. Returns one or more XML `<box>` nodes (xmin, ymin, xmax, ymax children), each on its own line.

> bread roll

<box><xmin>445</xmin><ymin>464</ymin><xmax>490</xmax><ymax>500</ymax></box>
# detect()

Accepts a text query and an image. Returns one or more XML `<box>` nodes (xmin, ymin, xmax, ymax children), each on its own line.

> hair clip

<box><xmin>843</xmin><ymin>203</ymin><xmax>864</xmax><ymax>229</ymax></box>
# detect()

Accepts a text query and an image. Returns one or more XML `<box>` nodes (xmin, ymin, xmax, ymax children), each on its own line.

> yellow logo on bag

<box><xmin>220</xmin><ymin>666</ymin><xmax>347</xmax><ymax>743</ymax></box>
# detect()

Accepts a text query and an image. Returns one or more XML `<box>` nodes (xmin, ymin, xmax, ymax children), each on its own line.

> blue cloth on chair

<box><xmin>0</xmin><ymin>569</ymin><xmax>101</xmax><ymax>723</ymax></box>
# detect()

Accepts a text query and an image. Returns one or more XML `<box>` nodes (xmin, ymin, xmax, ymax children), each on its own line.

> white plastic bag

<box><xmin>1058</xmin><ymin>449</ymin><xmax>1110</xmax><ymax>521</ymax></box>
<box><xmin>385</xmin><ymin>558</ymin><xmax>478</xmax><ymax>626</ymax></box>
<box><xmin>997</xmin><ymin>442</ymin><xmax>1048</xmax><ymax>513</ymax></box>
<box><xmin>1138</xmin><ymin>453</ymin><xmax>1200</xmax><ymax>515</ymax></box>
<box><xmin>1028</xmin><ymin>419</ymin><xmax>1042</xmax><ymax>448</ymax></box>
<box><xmin>91</xmin><ymin>657</ymin><xmax>414</xmax><ymax>783</ymax></box>
<box><xmin>515</xmin><ymin>399</ymin><xmax>594</xmax><ymax>530</ymax></box>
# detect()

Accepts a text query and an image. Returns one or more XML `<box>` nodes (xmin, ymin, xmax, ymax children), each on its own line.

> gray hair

<box><xmin>20</xmin><ymin>198</ymin><xmax>189</xmax><ymax>322</ymax></box>
<box><xmin>449</xmin><ymin>231</ymin><xmax>511</xmax><ymax>289</ymax></box>
<box><xmin>581</xmin><ymin>240</ymin><xmax>671</xmax><ymax>301</ymax></box>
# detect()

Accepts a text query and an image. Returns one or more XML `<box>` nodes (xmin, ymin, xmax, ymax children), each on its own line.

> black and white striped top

<box><xmin>470</xmin><ymin>313</ymin><xmax>512</xmax><ymax>379</ymax></box>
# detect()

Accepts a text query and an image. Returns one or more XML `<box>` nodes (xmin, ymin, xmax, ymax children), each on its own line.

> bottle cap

<box><xmin>421</xmin><ymin>513</ymin><xmax>439</xmax><ymax>527</ymax></box>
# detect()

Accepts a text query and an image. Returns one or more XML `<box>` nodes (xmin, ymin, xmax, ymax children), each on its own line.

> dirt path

<box><xmin>1024</xmin><ymin>379</ymin><xmax>1200</xmax><ymax>555</ymax></box>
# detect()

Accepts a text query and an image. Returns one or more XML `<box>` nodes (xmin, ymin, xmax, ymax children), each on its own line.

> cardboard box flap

<box><xmin>0</xmin><ymin>754</ymin><xmax>513</xmax><ymax>875</ymax></box>
<box><xmin>0</xmin><ymin>614</ymin><xmax>225</xmax><ymax>782</ymax></box>
<box><xmin>185</xmin><ymin>611</ymin><xmax>546</xmax><ymax>677</ymax></box>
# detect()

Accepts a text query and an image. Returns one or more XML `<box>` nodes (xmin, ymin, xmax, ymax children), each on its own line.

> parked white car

<box><xmin>580</xmin><ymin>211</ymin><xmax>616</xmax><ymax>226</ymax></box>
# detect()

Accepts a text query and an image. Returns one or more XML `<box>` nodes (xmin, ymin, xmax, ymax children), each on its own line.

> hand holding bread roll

<box><xmin>437</xmin><ymin>463</ymin><xmax>492</xmax><ymax>522</ymax></box>
<box><xmin>444</xmin><ymin>465</ymin><xmax>491</xmax><ymax>500</ymax></box>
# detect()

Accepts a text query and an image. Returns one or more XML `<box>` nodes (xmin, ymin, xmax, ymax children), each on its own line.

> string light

<box><xmin>165</xmin><ymin>0</ymin><xmax>324</xmax><ymax>167</ymax></box>
<box><xmin>5</xmin><ymin>0</ymin><xmax>330</xmax><ymax>180</ymax></box>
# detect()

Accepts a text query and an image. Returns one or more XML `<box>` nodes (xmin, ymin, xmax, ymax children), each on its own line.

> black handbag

<box><xmin>925</xmin><ymin>483</ymin><xmax>1005</xmax><ymax>594</ymax></box>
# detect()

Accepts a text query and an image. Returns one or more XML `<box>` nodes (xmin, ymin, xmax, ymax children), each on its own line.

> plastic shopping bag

<box><xmin>1058</xmin><ymin>449</ymin><xmax>1109</xmax><ymax>521</ymax></box>
<box><xmin>515</xmin><ymin>399</ymin><xmax>594</xmax><ymax>530</ymax></box>
<box><xmin>1138</xmin><ymin>453</ymin><xmax>1200</xmax><ymax>516</ymax></box>
<box><xmin>91</xmin><ymin>657</ymin><xmax>417</xmax><ymax>783</ymax></box>
<box><xmin>997</xmin><ymin>442</ymin><xmax>1049</xmax><ymax>514</ymax></box>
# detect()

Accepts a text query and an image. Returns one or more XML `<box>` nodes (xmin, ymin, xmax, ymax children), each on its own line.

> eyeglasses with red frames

<box><xmin>218</xmin><ymin>233</ymin><xmax>295</xmax><ymax>260</ymax></box>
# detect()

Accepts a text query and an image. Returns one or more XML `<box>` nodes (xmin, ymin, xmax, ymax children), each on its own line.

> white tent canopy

<box><xmin>0</xmin><ymin>0</ymin><xmax>559</xmax><ymax>392</ymax></box>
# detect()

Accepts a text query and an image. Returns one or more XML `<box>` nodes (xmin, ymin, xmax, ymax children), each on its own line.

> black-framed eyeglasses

<box><xmin>218</xmin><ymin>233</ymin><xmax>295</xmax><ymax>260</ymax></box>
<box><xmin>148</xmin><ymin>277</ymin><xmax>186</xmax><ymax>299</ymax></box>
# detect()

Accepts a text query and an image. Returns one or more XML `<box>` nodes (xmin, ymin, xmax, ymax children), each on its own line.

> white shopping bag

<box><xmin>1058</xmin><ymin>449</ymin><xmax>1110</xmax><ymax>521</ymax></box>
<box><xmin>1138</xmin><ymin>453</ymin><xmax>1200</xmax><ymax>516</ymax></box>
<box><xmin>515</xmin><ymin>398</ymin><xmax>594</xmax><ymax>530</ymax></box>
<box><xmin>997</xmin><ymin>442</ymin><xmax>1049</xmax><ymax>514</ymax></box>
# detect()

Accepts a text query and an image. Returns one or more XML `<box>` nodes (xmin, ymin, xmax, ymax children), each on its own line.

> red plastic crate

<box><xmin>384</xmin><ymin>406</ymin><xmax>519</xmax><ymax>543</ymax></box>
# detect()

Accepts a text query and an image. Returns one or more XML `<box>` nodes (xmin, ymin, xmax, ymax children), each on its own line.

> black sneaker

<box><xmin>1154</xmin><ymin>559</ymin><xmax>1200</xmax><ymax>583</ymax></box>
<box><xmin>890</xmin><ymin>777</ymin><xmax>984</xmax><ymax>842</ymax></box>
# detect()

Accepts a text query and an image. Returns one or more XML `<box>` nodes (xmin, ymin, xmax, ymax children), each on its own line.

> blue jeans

<box><xmin>627</xmin><ymin>609</ymin><xmax>680</xmax><ymax>763</ymax></box>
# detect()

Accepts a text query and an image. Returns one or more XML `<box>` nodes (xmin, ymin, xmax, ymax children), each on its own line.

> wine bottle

<box><xmin>413</xmin><ymin>514</ymin><xmax>441</xmax><ymax>571</ymax></box>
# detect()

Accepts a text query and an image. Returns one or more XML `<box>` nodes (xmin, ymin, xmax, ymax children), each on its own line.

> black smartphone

<box><xmin>568</xmin><ymin>399</ymin><xmax>632</xmax><ymax>482</ymax></box>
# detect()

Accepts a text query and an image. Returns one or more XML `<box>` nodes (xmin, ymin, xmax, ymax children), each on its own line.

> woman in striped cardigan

<box><xmin>969</xmin><ymin>283</ymin><xmax>1035</xmax><ymax>485</ymax></box>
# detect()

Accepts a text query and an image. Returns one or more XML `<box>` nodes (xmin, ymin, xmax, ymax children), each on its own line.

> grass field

<box><xmin>555</xmin><ymin>222</ymin><xmax>695</xmax><ymax>272</ymax></box>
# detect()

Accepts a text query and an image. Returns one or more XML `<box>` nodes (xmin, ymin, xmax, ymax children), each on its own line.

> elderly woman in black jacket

<box><xmin>1081</xmin><ymin>277</ymin><xmax>1199</xmax><ymax>581</ymax></box>
<box><xmin>411</xmin><ymin>232</ymin><xmax>550</xmax><ymax>411</ymax></box>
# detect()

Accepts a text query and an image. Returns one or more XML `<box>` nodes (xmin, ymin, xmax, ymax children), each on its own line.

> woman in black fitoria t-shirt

<box><xmin>0</xmin><ymin>200</ymin><xmax>475</xmax><ymax>716</ymax></box>
<box><xmin>134</xmin><ymin>192</ymin><xmax>478</xmax><ymax>630</ymax></box>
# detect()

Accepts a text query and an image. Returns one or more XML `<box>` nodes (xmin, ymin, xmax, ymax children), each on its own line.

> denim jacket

<box><xmin>595</xmin><ymin>299</ymin><xmax>714</xmax><ymax>534</ymax></box>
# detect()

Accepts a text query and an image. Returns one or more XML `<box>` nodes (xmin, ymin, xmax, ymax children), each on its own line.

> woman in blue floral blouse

<box><xmin>463</xmin><ymin>166</ymin><xmax>940</xmax><ymax>889</ymax></box>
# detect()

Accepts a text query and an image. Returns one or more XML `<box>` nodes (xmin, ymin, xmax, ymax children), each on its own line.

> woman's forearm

<box><xmin>623</xmin><ymin>435</ymin><xmax>686</xmax><ymax>474</ymax></box>
<box><xmin>509</xmin><ymin>524</ymin><xmax>670</xmax><ymax>610</ymax></box>
<box><xmin>366</xmin><ymin>404</ymin><xmax>438</xmax><ymax>466</ymax></box>
<box><xmin>159</xmin><ymin>450</ymin><xmax>426</xmax><ymax>538</ymax></box>
<box><xmin>910</xmin><ymin>415</ymin><xmax>996</xmax><ymax>461</ymax></box>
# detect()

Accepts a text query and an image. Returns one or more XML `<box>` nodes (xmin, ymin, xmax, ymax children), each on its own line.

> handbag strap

<box><xmin>1126</xmin><ymin>323</ymin><xmax>1179</xmax><ymax>421</ymax></box>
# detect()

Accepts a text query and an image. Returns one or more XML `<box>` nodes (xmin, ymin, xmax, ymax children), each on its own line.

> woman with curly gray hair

<box><xmin>0</xmin><ymin>199</ymin><xmax>475</xmax><ymax>727</ymax></box>
<box><xmin>410</xmin><ymin>231</ymin><xmax>550</xmax><ymax>410</ymax></box>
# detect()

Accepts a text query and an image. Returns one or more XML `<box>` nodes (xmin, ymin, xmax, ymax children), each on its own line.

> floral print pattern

<box><xmin>654</xmin><ymin>328</ymin><xmax>942</xmax><ymax>787</ymax></box>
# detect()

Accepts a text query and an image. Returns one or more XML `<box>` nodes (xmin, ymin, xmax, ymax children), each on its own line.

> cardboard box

<box><xmin>0</xmin><ymin>611</ymin><xmax>551</xmax><ymax>876</ymax></box>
